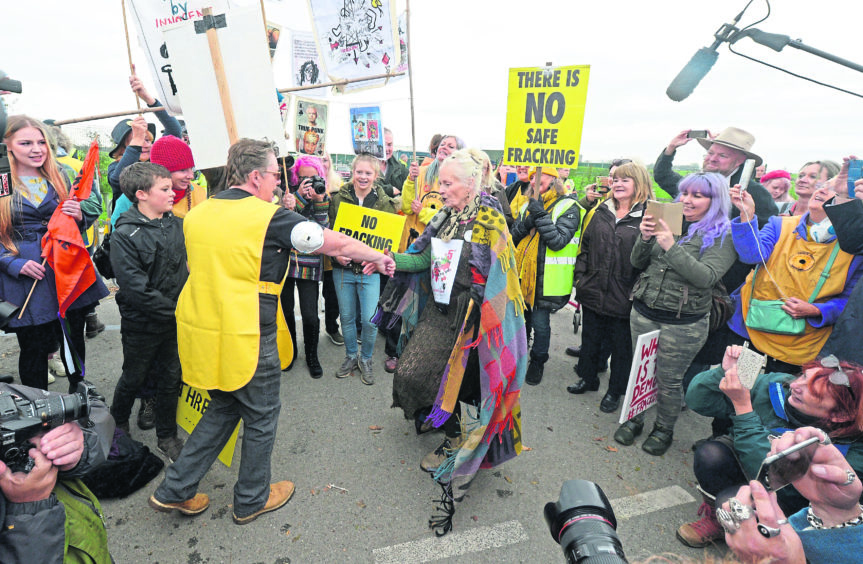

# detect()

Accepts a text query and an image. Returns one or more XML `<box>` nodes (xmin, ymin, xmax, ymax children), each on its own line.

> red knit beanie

<box><xmin>760</xmin><ymin>169</ymin><xmax>791</xmax><ymax>183</ymax></box>
<box><xmin>150</xmin><ymin>135</ymin><xmax>195</xmax><ymax>172</ymax></box>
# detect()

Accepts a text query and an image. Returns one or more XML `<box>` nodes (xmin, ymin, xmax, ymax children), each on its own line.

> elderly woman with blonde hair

<box><xmin>375</xmin><ymin>148</ymin><xmax>527</xmax><ymax>533</ymax></box>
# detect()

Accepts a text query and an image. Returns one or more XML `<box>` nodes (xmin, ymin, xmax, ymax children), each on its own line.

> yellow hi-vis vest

<box><xmin>519</xmin><ymin>198</ymin><xmax>585</xmax><ymax>297</ymax></box>
<box><xmin>177</xmin><ymin>195</ymin><xmax>293</xmax><ymax>391</ymax></box>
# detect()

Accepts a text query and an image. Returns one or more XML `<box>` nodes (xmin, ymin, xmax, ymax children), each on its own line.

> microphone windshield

<box><xmin>666</xmin><ymin>48</ymin><xmax>719</xmax><ymax>102</ymax></box>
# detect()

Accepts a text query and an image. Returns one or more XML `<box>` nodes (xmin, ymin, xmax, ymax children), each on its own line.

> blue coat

<box><xmin>0</xmin><ymin>184</ymin><xmax>108</xmax><ymax>328</ymax></box>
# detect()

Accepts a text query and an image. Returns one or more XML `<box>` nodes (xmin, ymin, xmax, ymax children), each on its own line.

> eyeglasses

<box><xmin>259</xmin><ymin>169</ymin><xmax>281</xmax><ymax>178</ymax></box>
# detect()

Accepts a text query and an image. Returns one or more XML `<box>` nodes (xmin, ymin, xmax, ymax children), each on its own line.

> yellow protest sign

<box><xmin>331</xmin><ymin>202</ymin><xmax>405</xmax><ymax>253</ymax></box>
<box><xmin>503</xmin><ymin>65</ymin><xmax>590</xmax><ymax>167</ymax></box>
<box><xmin>176</xmin><ymin>384</ymin><xmax>240</xmax><ymax>467</ymax></box>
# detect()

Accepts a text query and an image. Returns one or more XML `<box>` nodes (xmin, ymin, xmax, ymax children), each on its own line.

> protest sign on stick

<box><xmin>618</xmin><ymin>330</ymin><xmax>660</xmax><ymax>424</ymax></box>
<box><xmin>331</xmin><ymin>203</ymin><xmax>405</xmax><ymax>254</ymax></box>
<box><xmin>126</xmin><ymin>0</ymin><xmax>229</xmax><ymax>114</ymax></box>
<box><xmin>162</xmin><ymin>4</ymin><xmax>287</xmax><ymax>170</ymax></box>
<box><xmin>503</xmin><ymin>64</ymin><xmax>591</xmax><ymax>176</ymax></box>
<box><xmin>291</xmin><ymin>31</ymin><xmax>326</xmax><ymax>97</ymax></box>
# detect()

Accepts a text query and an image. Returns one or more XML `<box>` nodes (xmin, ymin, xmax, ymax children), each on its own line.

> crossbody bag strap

<box><xmin>807</xmin><ymin>242</ymin><xmax>842</xmax><ymax>303</ymax></box>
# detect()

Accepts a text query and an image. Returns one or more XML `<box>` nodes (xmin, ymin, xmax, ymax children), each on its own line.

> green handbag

<box><xmin>745</xmin><ymin>243</ymin><xmax>840</xmax><ymax>336</ymax></box>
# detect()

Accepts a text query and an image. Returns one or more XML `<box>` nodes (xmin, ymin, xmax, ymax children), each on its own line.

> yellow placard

<box><xmin>331</xmin><ymin>202</ymin><xmax>405</xmax><ymax>253</ymax></box>
<box><xmin>503</xmin><ymin>65</ymin><xmax>590</xmax><ymax>167</ymax></box>
<box><xmin>177</xmin><ymin>384</ymin><xmax>240</xmax><ymax>467</ymax></box>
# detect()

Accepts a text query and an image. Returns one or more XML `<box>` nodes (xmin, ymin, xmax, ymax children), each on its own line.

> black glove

<box><xmin>526</xmin><ymin>198</ymin><xmax>547</xmax><ymax>217</ymax></box>
<box><xmin>520</xmin><ymin>213</ymin><xmax>536</xmax><ymax>230</ymax></box>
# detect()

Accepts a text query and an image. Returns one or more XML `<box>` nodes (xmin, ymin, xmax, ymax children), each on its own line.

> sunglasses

<box><xmin>821</xmin><ymin>355</ymin><xmax>855</xmax><ymax>399</ymax></box>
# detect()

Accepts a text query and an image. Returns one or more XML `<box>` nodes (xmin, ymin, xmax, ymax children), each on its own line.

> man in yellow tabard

<box><xmin>148</xmin><ymin>139</ymin><xmax>395</xmax><ymax>525</ymax></box>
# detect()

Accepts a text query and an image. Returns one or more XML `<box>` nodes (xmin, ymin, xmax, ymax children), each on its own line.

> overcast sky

<box><xmin>3</xmin><ymin>0</ymin><xmax>862</xmax><ymax>171</ymax></box>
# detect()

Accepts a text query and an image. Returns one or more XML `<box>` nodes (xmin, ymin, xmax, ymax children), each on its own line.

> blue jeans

<box><xmin>332</xmin><ymin>268</ymin><xmax>380</xmax><ymax>361</ymax></box>
<box><xmin>526</xmin><ymin>306</ymin><xmax>551</xmax><ymax>363</ymax></box>
<box><xmin>154</xmin><ymin>331</ymin><xmax>282</xmax><ymax>517</ymax></box>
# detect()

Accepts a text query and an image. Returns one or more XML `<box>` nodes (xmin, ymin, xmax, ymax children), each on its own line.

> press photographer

<box><xmin>0</xmin><ymin>382</ymin><xmax>114</xmax><ymax>563</ymax></box>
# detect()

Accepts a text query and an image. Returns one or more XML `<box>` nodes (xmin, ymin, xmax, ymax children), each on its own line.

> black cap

<box><xmin>108</xmin><ymin>118</ymin><xmax>156</xmax><ymax>158</ymax></box>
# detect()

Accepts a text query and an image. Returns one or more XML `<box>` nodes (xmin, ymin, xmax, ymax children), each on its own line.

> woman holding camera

<box><xmin>328</xmin><ymin>154</ymin><xmax>399</xmax><ymax>385</ymax></box>
<box><xmin>1</xmin><ymin>116</ymin><xmax>108</xmax><ymax>391</ymax></box>
<box><xmin>677</xmin><ymin>349</ymin><xmax>863</xmax><ymax>548</ymax></box>
<box><xmin>280</xmin><ymin>155</ymin><xmax>330</xmax><ymax>377</ymax></box>
<box><xmin>614</xmin><ymin>172</ymin><xmax>738</xmax><ymax>455</ymax></box>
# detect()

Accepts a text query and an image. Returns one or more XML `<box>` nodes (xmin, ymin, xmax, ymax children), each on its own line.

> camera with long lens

<box><xmin>0</xmin><ymin>70</ymin><xmax>23</xmax><ymax>198</ymax></box>
<box><xmin>544</xmin><ymin>480</ymin><xmax>627</xmax><ymax>563</ymax></box>
<box><xmin>0</xmin><ymin>382</ymin><xmax>93</xmax><ymax>473</ymax></box>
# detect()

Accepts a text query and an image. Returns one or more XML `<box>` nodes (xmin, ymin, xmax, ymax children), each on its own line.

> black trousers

<box><xmin>322</xmin><ymin>270</ymin><xmax>340</xmax><ymax>335</ymax></box>
<box><xmin>281</xmin><ymin>277</ymin><xmax>320</xmax><ymax>345</ymax></box>
<box><xmin>111</xmin><ymin>325</ymin><xmax>182</xmax><ymax>438</ymax></box>
<box><xmin>14</xmin><ymin>308</ymin><xmax>87</xmax><ymax>391</ymax></box>
<box><xmin>576</xmin><ymin>307</ymin><xmax>633</xmax><ymax>396</ymax></box>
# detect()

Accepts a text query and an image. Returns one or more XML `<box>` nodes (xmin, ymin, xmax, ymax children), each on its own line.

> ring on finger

<box><xmin>757</xmin><ymin>523</ymin><xmax>782</xmax><ymax>538</ymax></box>
<box><xmin>729</xmin><ymin>498</ymin><xmax>753</xmax><ymax>522</ymax></box>
<box><xmin>843</xmin><ymin>470</ymin><xmax>857</xmax><ymax>486</ymax></box>
<box><xmin>716</xmin><ymin>508</ymin><xmax>739</xmax><ymax>534</ymax></box>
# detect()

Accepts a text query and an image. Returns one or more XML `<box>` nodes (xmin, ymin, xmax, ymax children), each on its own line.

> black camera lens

<box><xmin>544</xmin><ymin>480</ymin><xmax>627</xmax><ymax>563</ymax></box>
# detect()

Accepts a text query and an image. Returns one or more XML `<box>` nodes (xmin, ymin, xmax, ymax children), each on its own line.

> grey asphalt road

<box><xmin>0</xmin><ymin>292</ymin><xmax>731</xmax><ymax>564</ymax></box>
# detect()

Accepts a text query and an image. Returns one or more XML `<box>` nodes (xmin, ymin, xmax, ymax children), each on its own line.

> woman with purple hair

<box><xmin>280</xmin><ymin>155</ymin><xmax>330</xmax><ymax>377</ymax></box>
<box><xmin>613</xmin><ymin>172</ymin><xmax>738</xmax><ymax>455</ymax></box>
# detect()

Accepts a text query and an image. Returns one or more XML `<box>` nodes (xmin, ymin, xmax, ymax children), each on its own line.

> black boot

<box><xmin>525</xmin><ymin>352</ymin><xmax>548</xmax><ymax>386</ymax></box>
<box><xmin>85</xmin><ymin>312</ymin><xmax>105</xmax><ymax>338</ymax></box>
<box><xmin>304</xmin><ymin>323</ymin><xmax>322</xmax><ymax>379</ymax></box>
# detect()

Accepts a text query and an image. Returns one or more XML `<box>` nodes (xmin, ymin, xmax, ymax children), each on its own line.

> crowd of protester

<box><xmin>2</xmin><ymin>67</ymin><xmax>862</xmax><ymax>561</ymax></box>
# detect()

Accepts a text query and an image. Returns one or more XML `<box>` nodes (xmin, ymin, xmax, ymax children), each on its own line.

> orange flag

<box><xmin>41</xmin><ymin>140</ymin><xmax>100</xmax><ymax>317</ymax></box>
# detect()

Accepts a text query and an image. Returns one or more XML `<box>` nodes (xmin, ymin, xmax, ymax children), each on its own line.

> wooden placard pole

<box><xmin>406</xmin><ymin>0</ymin><xmax>417</xmax><ymax>161</ymax></box>
<box><xmin>200</xmin><ymin>7</ymin><xmax>239</xmax><ymax>144</ymax></box>
<box><xmin>120</xmin><ymin>0</ymin><xmax>142</xmax><ymax>111</ymax></box>
<box><xmin>532</xmin><ymin>62</ymin><xmax>554</xmax><ymax>200</ymax></box>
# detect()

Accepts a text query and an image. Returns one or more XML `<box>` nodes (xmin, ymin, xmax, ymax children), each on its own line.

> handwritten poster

<box><xmin>618</xmin><ymin>330</ymin><xmax>660</xmax><ymax>424</ymax></box>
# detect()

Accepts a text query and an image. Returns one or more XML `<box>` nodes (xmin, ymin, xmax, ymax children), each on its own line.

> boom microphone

<box><xmin>666</xmin><ymin>47</ymin><xmax>720</xmax><ymax>102</ymax></box>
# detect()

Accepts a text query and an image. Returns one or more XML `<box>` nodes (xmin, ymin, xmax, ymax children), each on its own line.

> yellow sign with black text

<box><xmin>176</xmin><ymin>384</ymin><xmax>240</xmax><ymax>467</ymax></box>
<box><xmin>331</xmin><ymin>202</ymin><xmax>405</xmax><ymax>254</ymax></box>
<box><xmin>503</xmin><ymin>65</ymin><xmax>590</xmax><ymax>167</ymax></box>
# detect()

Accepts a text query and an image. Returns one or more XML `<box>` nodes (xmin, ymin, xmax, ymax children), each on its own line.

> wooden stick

<box><xmin>52</xmin><ymin>106</ymin><xmax>163</xmax><ymax>126</ymax></box>
<box><xmin>18</xmin><ymin>258</ymin><xmax>47</xmax><ymax>319</ymax></box>
<box><xmin>277</xmin><ymin>72</ymin><xmax>405</xmax><ymax>94</ymax></box>
<box><xmin>51</xmin><ymin>70</ymin><xmax>406</xmax><ymax>127</ymax></box>
<box><xmin>405</xmin><ymin>0</ymin><xmax>417</xmax><ymax>161</ymax></box>
<box><xmin>202</xmin><ymin>8</ymin><xmax>239</xmax><ymax>144</ymax></box>
<box><xmin>259</xmin><ymin>0</ymin><xmax>269</xmax><ymax>45</ymax></box>
<box><xmin>120</xmin><ymin>0</ymin><xmax>142</xmax><ymax>111</ymax></box>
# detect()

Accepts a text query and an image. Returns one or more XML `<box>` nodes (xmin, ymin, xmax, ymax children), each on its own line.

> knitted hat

<box><xmin>150</xmin><ymin>135</ymin><xmax>195</xmax><ymax>172</ymax></box>
<box><xmin>760</xmin><ymin>169</ymin><xmax>791</xmax><ymax>183</ymax></box>
<box><xmin>528</xmin><ymin>166</ymin><xmax>560</xmax><ymax>179</ymax></box>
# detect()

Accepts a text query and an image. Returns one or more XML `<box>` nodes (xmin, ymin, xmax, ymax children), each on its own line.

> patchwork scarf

<box><xmin>513</xmin><ymin>189</ymin><xmax>559</xmax><ymax>307</ymax></box>
<box><xmin>373</xmin><ymin>196</ymin><xmax>527</xmax><ymax>496</ymax></box>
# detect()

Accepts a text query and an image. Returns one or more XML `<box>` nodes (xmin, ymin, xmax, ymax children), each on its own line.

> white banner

<box><xmin>162</xmin><ymin>5</ymin><xmax>288</xmax><ymax>169</ymax></box>
<box><xmin>307</xmin><ymin>0</ymin><xmax>400</xmax><ymax>93</ymax></box>
<box><xmin>618</xmin><ymin>330</ymin><xmax>660</xmax><ymax>424</ymax></box>
<box><xmin>126</xmin><ymin>0</ymin><xmax>230</xmax><ymax>114</ymax></box>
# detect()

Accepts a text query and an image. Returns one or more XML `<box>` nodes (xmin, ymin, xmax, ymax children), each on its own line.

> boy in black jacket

<box><xmin>109</xmin><ymin>162</ymin><xmax>188</xmax><ymax>462</ymax></box>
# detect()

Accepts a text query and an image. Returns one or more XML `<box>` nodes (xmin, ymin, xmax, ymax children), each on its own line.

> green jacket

<box><xmin>630</xmin><ymin>230</ymin><xmax>737</xmax><ymax>316</ymax></box>
<box><xmin>686</xmin><ymin>367</ymin><xmax>863</xmax><ymax>481</ymax></box>
<box><xmin>328</xmin><ymin>181</ymin><xmax>399</xmax><ymax>226</ymax></box>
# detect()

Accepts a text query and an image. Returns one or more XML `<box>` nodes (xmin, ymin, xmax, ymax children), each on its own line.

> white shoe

<box><xmin>48</xmin><ymin>355</ymin><xmax>67</xmax><ymax>378</ymax></box>
<box><xmin>47</xmin><ymin>372</ymin><xmax>56</xmax><ymax>385</ymax></box>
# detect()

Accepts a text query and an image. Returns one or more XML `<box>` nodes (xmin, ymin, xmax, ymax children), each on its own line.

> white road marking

<box><xmin>373</xmin><ymin>520</ymin><xmax>528</xmax><ymax>564</ymax></box>
<box><xmin>372</xmin><ymin>486</ymin><xmax>695</xmax><ymax>563</ymax></box>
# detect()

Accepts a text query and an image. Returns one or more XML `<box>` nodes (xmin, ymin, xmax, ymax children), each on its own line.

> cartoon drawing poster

<box><xmin>295</xmin><ymin>98</ymin><xmax>328</xmax><ymax>156</ymax></box>
<box><xmin>307</xmin><ymin>0</ymin><xmax>400</xmax><ymax>91</ymax></box>
<box><xmin>349</xmin><ymin>105</ymin><xmax>384</xmax><ymax>158</ymax></box>
<box><xmin>290</xmin><ymin>30</ymin><xmax>326</xmax><ymax>98</ymax></box>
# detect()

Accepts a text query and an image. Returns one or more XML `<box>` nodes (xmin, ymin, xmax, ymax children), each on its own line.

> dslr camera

<box><xmin>307</xmin><ymin>175</ymin><xmax>327</xmax><ymax>195</ymax></box>
<box><xmin>0</xmin><ymin>382</ymin><xmax>93</xmax><ymax>473</ymax></box>
<box><xmin>544</xmin><ymin>480</ymin><xmax>627</xmax><ymax>563</ymax></box>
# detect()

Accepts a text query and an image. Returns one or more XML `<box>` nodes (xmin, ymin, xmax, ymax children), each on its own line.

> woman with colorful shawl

<box><xmin>374</xmin><ymin>149</ymin><xmax>527</xmax><ymax>535</ymax></box>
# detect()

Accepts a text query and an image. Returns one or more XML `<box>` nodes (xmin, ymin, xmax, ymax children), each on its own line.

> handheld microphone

<box><xmin>666</xmin><ymin>47</ymin><xmax>720</xmax><ymax>102</ymax></box>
